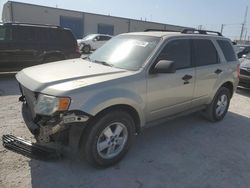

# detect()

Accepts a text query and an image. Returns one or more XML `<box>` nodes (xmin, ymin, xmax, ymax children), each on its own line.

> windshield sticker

<box><xmin>133</xmin><ymin>41</ymin><xmax>148</xmax><ymax>47</ymax></box>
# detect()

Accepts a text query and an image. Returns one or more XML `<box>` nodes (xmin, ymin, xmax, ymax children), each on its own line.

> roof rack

<box><xmin>144</xmin><ymin>29</ymin><xmax>181</xmax><ymax>32</ymax></box>
<box><xmin>181</xmin><ymin>29</ymin><xmax>222</xmax><ymax>36</ymax></box>
<box><xmin>3</xmin><ymin>22</ymin><xmax>62</xmax><ymax>28</ymax></box>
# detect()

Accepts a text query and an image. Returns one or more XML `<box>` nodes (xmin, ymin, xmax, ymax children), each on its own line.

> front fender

<box><xmin>78</xmin><ymin>88</ymin><xmax>145</xmax><ymax>126</ymax></box>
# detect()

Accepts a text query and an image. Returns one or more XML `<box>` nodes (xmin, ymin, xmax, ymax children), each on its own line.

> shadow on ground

<box><xmin>28</xmin><ymin>111</ymin><xmax>250</xmax><ymax>188</ymax></box>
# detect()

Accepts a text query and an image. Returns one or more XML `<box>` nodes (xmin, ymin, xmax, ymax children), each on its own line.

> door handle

<box><xmin>182</xmin><ymin>74</ymin><xmax>193</xmax><ymax>81</ymax></box>
<box><xmin>214</xmin><ymin>69</ymin><xmax>222</xmax><ymax>74</ymax></box>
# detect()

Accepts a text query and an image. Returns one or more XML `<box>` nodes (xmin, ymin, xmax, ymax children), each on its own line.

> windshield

<box><xmin>88</xmin><ymin>35</ymin><xmax>160</xmax><ymax>71</ymax></box>
<box><xmin>82</xmin><ymin>34</ymin><xmax>97</xmax><ymax>40</ymax></box>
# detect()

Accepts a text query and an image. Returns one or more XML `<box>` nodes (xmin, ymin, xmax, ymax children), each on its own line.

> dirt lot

<box><xmin>0</xmin><ymin>76</ymin><xmax>250</xmax><ymax>188</ymax></box>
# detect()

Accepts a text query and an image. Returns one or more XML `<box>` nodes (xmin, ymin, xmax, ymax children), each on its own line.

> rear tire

<box><xmin>80</xmin><ymin>110</ymin><xmax>135</xmax><ymax>167</ymax></box>
<box><xmin>81</xmin><ymin>45</ymin><xmax>91</xmax><ymax>54</ymax></box>
<box><xmin>203</xmin><ymin>87</ymin><xmax>231</xmax><ymax>122</ymax></box>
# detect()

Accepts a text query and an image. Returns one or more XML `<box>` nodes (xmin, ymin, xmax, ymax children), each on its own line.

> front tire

<box><xmin>80</xmin><ymin>110</ymin><xmax>135</xmax><ymax>167</ymax></box>
<box><xmin>204</xmin><ymin>87</ymin><xmax>231</xmax><ymax>122</ymax></box>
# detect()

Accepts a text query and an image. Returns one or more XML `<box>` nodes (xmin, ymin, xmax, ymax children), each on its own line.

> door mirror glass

<box><xmin>151</xmin><ymin>60</ymin><xmax>176</xmax><ymax>74</ymax></box>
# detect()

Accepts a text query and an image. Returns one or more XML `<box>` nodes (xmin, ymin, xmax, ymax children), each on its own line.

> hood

<box><xmin>16</xmin><ymin>58</ymin><xmax>129</xmax><ymax>95</ymax></box>
<box><xmin>240</xmin><ymin>58</ymin><xmax>250</xmax><ymax>68</ymax></box>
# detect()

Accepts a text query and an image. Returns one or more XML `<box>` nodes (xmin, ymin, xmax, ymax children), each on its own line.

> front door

<box><xmin>146</xmin><ymin>39</ymin><xmax>195</xmax><ymax>122</ymax></box>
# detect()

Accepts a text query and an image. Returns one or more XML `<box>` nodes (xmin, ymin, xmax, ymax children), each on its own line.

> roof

<box><xmin>124</xmin><ymin>31</ymin><xmax>226</xmax><ymax>39</ymax></box>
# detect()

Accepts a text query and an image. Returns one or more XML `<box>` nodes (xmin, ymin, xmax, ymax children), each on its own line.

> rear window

<box><xmin>61</xmin><ymin>30</ymin><xmax>75</xmax><ymax>45</ymax></box>
<box><xmin>193</xmin><ymin>39</ymin><xmax>219</xmax><ymax>66</ymax></box>
<box><xmin>48</xmin><ymin>29</ymin><xmax>75</xmax><ymax>46</ymax></box>
<box><xmin>217</xmin><ymin>40</ymin><xmax>237</xmax><ymax>62</ymax></box>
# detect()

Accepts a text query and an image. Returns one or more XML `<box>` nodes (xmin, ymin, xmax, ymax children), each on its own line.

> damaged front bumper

<box><xmin>22</xmin><ymin>101</ymin><xmax>90</xmax><ymax>144</ymax></box>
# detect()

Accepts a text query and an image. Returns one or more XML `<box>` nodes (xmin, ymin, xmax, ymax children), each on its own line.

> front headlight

<box><xmin>34</xmin><ymin>94</ymin><xmax>71</xmax><ymax>116</ymax></box>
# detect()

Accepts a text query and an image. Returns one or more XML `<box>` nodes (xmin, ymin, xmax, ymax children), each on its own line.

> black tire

<box><xmin>203</xmin><ymin>87</ymin><xmax>231</xmax><ymax>122</ymax></box>
<box><xmin>81</xmin><ymin>45</ymin><xmax>91</xmax><ymax>54</ymax></box>
<box><xmin>43</xmin><ymin>56</ymin><xmax>64</xmax><ymax>63</ymax></box>
<box><xmin>80</xmin><ymin>110</ymin><xmax>135</xmax><ymax>167</ymax></box>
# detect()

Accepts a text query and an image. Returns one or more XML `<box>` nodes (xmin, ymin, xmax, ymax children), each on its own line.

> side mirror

<box><xmin>242</xmin><ymin>54</ymin><xmax>247</xmax><ymax>58</ymax></box>
<box><xmin>93</xmin><ymin>38</ymin><xmax>97</xmax><ymax>42</ymax></box>
<box><xmin>151</xmin><ymin>60</ymin><xmax>176</xmax><ymax>74</ymax></box>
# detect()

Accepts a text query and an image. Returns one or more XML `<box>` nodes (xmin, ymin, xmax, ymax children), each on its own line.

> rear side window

<box><xmin>0</xmin><ymin>26</ymin><xmax>6</xmax><ymax>41</ymax></box>
<box><xmin>0</xmin><ymin>26</ymin><xmax>11</xmax><ymax>41</ymax></box>
<box><xmin>217</xmin><ymin>40</ymin><xmax>237</xmax><ymax>62</ymax></box>
<box><xmin>193</xmin><ymin>39</ymin><xmax>219</xmax><ymax>66</ymax></box>
<box><xmin>13</xmin><ymin>26</ymin><xmax>36</xmax><ymax>42</ymax></box>
<box><xmin>157</xmin><ymin>39</ymin><xmax>191</xmax><ymax>69</ymax></box>
<box><xmin>99</xmin><ymin>36</ymin><xmax>111</xmax><ymax>41</ymax></box>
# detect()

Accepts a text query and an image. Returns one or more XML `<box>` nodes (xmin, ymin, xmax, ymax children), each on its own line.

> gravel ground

<box><xmin>0</xmin><ymin>77</ymin><xmax>250</xmax><ymax>188</ymax></box>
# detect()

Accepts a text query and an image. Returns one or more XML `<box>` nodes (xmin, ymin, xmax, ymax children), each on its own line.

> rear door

<box><xmin>191</xmin><ymin>39</ymin><xmax>222</xmax><ymax>107</ymax></box>
<box><xmin>146</xmin><ymin>39</ymin><xmax>195</xmax><ymax>121</ymax></box>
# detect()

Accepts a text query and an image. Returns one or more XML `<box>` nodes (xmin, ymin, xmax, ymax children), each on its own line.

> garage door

<box><xmin>60</xmin><ymin>16</ymin><xmax>83</xmax><ymax>39</ymax></box>
<box><xmin>98</xmin><ymin>24</ymin><xmax>114</xmax><ymax>35</ymax></box>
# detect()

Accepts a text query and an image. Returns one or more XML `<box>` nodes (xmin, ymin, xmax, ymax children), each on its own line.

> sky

<box><xmin>0</xmin><ymin>0</ymin><xmax>250</xmax><ymax>40</ymax></box>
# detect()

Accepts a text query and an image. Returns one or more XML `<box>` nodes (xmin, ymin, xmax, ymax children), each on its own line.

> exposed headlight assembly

<box><xmin>34</xmin><ymin>94</ymin><xmax>71</xmax><ymax>116</ymax></box>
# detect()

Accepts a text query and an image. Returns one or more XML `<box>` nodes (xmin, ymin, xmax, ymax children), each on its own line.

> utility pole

<box><xmin>220</xmin><ymin>24</ymin><xmax>224</xmax><ymax>34</ymax></box>
<box><xmin>240</xmin><ymin>6</ymin><xmax>248</xmax><ymax>40</ymax></box>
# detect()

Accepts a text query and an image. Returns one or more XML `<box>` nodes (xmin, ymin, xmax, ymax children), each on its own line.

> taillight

<box><xmin>76</xmin><ymin>45</ymin><xmax>80</xmax><ymax>54</ymax></box>
<box><xmin>237</xmin><ymin>64</ymin><xmax>240</xmax><ymax>78</ymax></box>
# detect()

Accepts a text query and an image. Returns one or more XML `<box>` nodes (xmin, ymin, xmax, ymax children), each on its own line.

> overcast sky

<box><xmin>1</xmin><ymin>0</ymin><xmax>250</xmax><ymax>40</ymax></box>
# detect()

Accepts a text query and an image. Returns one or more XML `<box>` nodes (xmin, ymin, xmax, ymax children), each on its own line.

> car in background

<box><xmin>77</xmin><ymin>34</ymin><xmax>112</xmax><ymax>54</ymax></box>
<box><xmin>239</xmin><ymin>52</ymin><xmax>250</xmax><ymax>88</ymax></box>
<box><xmin>234</xmin><ymin>44</ymin><xmax>250</xmax><ymax>58</ymax></box>
<box><xmin>0</xmin><ymin>22</ymin><xmax>80</xmax><ymax>72</ymax></box>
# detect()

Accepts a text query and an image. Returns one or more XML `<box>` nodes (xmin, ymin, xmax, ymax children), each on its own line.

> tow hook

<box><xmin>19</xmin><ymin>95</ymin><xmax>25</xmax><ymax>102</ymax></box>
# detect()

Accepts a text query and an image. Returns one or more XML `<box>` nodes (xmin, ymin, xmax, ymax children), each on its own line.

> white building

<box><xmin>2</xmin><ymin>1</ymin><xmax>191</xmax><ymax>39</ymax></box>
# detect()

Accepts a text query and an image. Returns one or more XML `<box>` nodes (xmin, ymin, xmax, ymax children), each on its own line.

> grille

<box><xmin>240</xmin><ymin>69</ymin><xmax>250</xmax><ymax>76</ymax></box>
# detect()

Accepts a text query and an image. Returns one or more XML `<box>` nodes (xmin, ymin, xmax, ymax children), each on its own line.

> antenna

<box><xmin>240</xmin><ymin>6</ymin><xmax>248</xmax><ymax>40</ymax></box>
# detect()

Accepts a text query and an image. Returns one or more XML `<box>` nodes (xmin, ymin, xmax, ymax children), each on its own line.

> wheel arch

<box><xmin>88</xmin><ymin>104</ymin><xmax>142</xmax><ymax>135</ymax></box>
<box><xmin>220</xmin><ymin>81</ymin><xmax>234</xmax><ymax>98</ymax></box>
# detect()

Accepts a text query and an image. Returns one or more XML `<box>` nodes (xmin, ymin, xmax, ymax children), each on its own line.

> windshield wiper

<box><xmin>93</xmin><ymin>60</ymin><xmax>114</xmax><ymax>67</ymax></box>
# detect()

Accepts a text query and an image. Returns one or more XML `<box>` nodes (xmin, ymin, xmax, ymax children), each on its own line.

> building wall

<box><xmin>84</xmin><ymin>13</ymin><xmax>129</xmax><ymax>35</ymax></box>
<box><xmin>129</xmin><ymin>20</ymin><xmax>165</xmax><ymax>32</ymax></box>
<box><xmin>2</xmin><ymin>1</ymin><xmax>190</xmax><ymax>38</ymax></box>
<box><xmin>11</xmin><ymin>2</ymin><xmax>83</xmax><ymax>25</ymax></box>
<box><xmin>2</xmin><ymin>2</ymin><xmax>12</xmax><ymax>22</ymax></box>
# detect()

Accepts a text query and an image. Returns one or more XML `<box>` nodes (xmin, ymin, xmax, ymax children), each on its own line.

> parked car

<box><xmin>239</xmin><ymin>52</ymin><xmax>250</xmax><ymax>88</ymax></box>
<box><xmin>234</xmin><ymin>44</ymin><xmax>250</xmax><ymax>58</ymax></box>
<box><xmin>0</xmin><ymin>22</ymin><xmax>80</xmax><ymax>72</ymax></box>
<box><xmin>77</xmin><ymin>34</ymin><xmax>112</xmax><ymax>54</ymax></box>
<box><xmin>16</xmin><ymin>29</ymin><xmax>239</xmax><ymax>167</ymax></box>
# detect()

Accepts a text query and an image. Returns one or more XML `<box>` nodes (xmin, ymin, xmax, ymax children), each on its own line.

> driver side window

<box><xmin>157</xmin><ymin>39</ymin><xmax>191</xmax><ymax>70</ymax></box>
